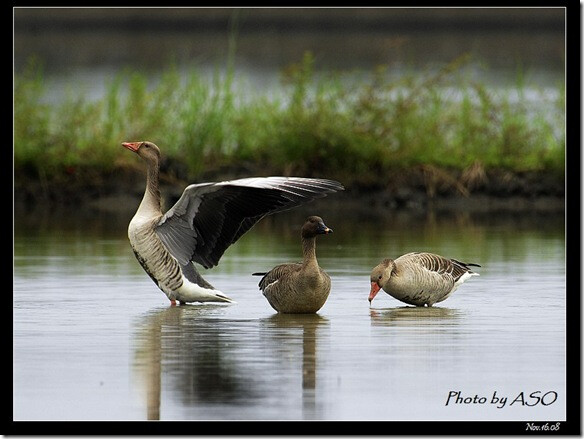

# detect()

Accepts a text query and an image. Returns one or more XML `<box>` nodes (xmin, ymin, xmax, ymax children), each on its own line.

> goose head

<box><xmin>369</xmin><ymin>258</ymin><xmax>395</xmax><ymax>303</ymax></box>
<box><xmin>122</xmin><ymin>141</ymin><xmax>161</xmax><ymax>166</ymax></box>
<box><xmin>301</xmin><ymin>216</ymin><xmax>333</xmax><ymax>239</ymax></box>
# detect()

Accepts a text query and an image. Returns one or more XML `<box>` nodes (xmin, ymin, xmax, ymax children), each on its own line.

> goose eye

<box><xmin>378</xmin><ymin>275</ymin><xmax>382</xmax><ymax>280</ymax></box>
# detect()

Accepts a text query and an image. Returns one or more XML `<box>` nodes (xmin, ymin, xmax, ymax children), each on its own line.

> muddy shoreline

<box><xmin>14</xmin><ymin>166</ymin><xmax>565</xmax><ymax>218</ymax></box>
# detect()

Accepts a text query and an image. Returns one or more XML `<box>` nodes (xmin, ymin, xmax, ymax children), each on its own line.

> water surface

<box><xmin>13</xmin><ymin>208</ymin><xmax>566</xmax><ymax>421</ymax></box>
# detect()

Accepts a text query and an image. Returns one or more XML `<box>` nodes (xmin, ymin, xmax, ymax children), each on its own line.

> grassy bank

<box><xmin>14</xmin><ymin>54</ymin><xmax>565</xmax><ymax>198</ymax></box>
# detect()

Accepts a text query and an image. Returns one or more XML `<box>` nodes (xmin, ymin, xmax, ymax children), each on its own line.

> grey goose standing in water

<box><xmin>122</xmin><ymin>141</ymin><xmax>344</xmax><ymax>305</ymax></box>
<box><xmin>369</xmin><ymin>252</ymin><xmax>480</xmax><ymax>307</ymax></box>
<box><xmin>253</xmin><ymin>216</ymin><xmax>333</xmax><ymax>314</ymax></box>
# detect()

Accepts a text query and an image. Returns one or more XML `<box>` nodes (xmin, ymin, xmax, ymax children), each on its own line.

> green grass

<box><xmin>14</xmin><ymin>53</ymin><xmax>565</xmax><ymax>188</ymax></box>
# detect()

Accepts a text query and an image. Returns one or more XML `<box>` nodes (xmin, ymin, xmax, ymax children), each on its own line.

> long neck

<box><xmin>301</xmin><ymin>236</ymin><xmax>318</xmax><ymax>268</ymax></box>
<box><xmin>136</xmin><ymin>158</ymin><xmax>162</xmax><ymax>217</ymax></box>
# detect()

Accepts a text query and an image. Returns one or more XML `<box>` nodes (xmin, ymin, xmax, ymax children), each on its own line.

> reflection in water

<box><xmin>370</xmin><ymin>306</ymin><xmax>462</xmax><ymax>327</ymax></box>
<box><xmin>260</xmin><ymin>314</ymin><xmax>328</xmax><ymax>419</ymax></box>
<box><xmin>133</xmin><ymin>305</ymin><xmax>259</xmax><ymax>420</ymax></box>
<box><xmin>133</xmin><ymin>306</ymin><xmax>328</xmax><ymax>420</ymax></box>
<box><xmin>13</xmin><ymin>208</ymin><xmax>565</xmax><ymax>421</ymax></box>
<box><xmin>133</xmin><ymin>309</ymin><xmax>164</xmax><ymax>420</ymax></box>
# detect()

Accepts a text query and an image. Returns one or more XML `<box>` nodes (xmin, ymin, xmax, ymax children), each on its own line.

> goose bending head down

<box><xmin>369</xmin><ymin>252</ymin><xmax>480</xmax><ymax>307</ymax></box>
<box><xmin>253</xmin><ymin>216</ymin><xmax>333</xmax><ymax>314</ymax></box>
<box><xmin>122</xmin><ymin>141</ymin><xmax>344</xmax><ymax>305</ymax></box>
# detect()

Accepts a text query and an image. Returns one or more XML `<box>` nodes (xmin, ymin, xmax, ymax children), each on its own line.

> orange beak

<box><xmin>369</xmin><ymin>282</ymin><xmax>381</xmax><ymax>303</ymax></box>
<box><xmin>122</xmin><ymin>142</ymin><xmax>141</xmax><ymax>152</ymax></box>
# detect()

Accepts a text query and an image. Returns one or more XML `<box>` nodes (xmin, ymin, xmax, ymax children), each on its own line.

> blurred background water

<box><xmin>14</xmin><ymin>7</ymin><xmax>565</xmax><ymax>101</ymax></box>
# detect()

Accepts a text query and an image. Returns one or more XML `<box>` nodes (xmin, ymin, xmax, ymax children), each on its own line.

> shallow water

<box><xmin>13</xmin><ymin>208</ymin><xmax>566</xmax><ymax>421</ymax></box>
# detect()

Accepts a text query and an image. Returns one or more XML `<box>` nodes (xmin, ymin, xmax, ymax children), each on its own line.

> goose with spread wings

<box><xmin>122</xmin><ymin>141</ymin><xmax>344</xmax><ymax>305</ymax></box>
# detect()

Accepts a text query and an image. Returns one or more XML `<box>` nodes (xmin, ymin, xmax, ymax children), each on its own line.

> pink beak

<box><xmin>122</xmin><ymin>142</ymin><xmax>141</xmax><ymax>152</ymax></box>
<box><xmin>369</xmin><ymin>282</ymin><xmax>381</xmax><ymax>303</ymax></box>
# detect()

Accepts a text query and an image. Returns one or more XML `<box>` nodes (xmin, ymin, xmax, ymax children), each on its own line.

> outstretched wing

<box><xmin>155</xmin><ymin>177</ymin><xmax>344</xmax><ymax>269</ymax></box>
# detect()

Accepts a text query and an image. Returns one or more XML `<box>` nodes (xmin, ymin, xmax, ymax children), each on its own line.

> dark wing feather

<box><xmin>155</xmin><ymin>177</ymin><xmax>343</xmax><ymax>269</ymax></box>
<box><xmin>450</xmin><ymin>258</ymin><xmax>481</xmax><ymax>281</ymax></box>
<box><xmin>189</xmin><ymin>186</ymin><xmax>289</xmax><ymax>268</ymax></box>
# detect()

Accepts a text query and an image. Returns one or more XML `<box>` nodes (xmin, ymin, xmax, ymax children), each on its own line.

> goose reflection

<box><xmin>132</xmin><ymin>306</ymin><xmax>329</xmax><ymax>420</ymax></box>
<box><xmin>133</xmin><ymin>305</ymin><xmax>264</xmax><ymax>420</ymax></box>
<box><xmin>370</xmin><ymin>306</ymin><xmax>462</xmax><ymax>327</ymax></box>
<box><xmin>259</xmin><ymin>313</ymin><xmax>329</xmax><ymax>419</ymax></box>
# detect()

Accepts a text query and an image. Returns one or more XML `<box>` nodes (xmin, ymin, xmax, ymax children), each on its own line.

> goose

<box><xmin>369</xmin><ymin>252</ymin><xmax>480</xmax><ymax>307</ymax></box>
<box><xmin>122</xmin><ymin>141</ymin><xmax>344</xmax><ymax>305</ymax></box>
<box><xmin>253</xmin><ymin>216</ymin><xmax>333</xmax><ymax>314</ymax></box>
